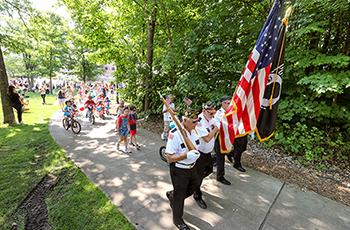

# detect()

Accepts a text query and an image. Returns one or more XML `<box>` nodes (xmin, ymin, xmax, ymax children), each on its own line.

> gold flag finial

<box><xmin>283</xmin><ymin>6</ymin><xmax>292</xmax><ymax>20</ymax></box>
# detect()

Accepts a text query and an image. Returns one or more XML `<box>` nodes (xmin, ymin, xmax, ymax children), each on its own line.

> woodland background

<box><xmin>1</xmin><ymin>0</ymin><xmax>349</xmax><ymax>166</ymax></box>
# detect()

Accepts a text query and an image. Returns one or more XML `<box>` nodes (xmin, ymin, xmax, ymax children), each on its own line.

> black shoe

<box><xmin>129</xmin><ymin>142</ymin><xmax>135</xmax><ymax>146</ymax></box>
<box><xmin>195</xmin><ymin>199</ymin><xmax>207</xmax><ymax>209</ymax></box>
<box><xmin>173</xmin><ymin>222</ymin><xmax>190</xmax><ymax>230</ymax></box>
<box><xmin>217</xmin><ymin>177</ymin><xmax>231</xmax><ymax>185</ymax></box>
<box><xmin>233</xmin><ymin>165</ymin><xmax>246</xmax><ymax>172</ymax></box>
<box><xmin>227</xmin><ymin>154</ymin><xmax>233</xmax><ymax>163</ymax></box>
<box><xmin>166</xmin><ymin>191</ymin><xmax>173</xmax><ymax>209</ymax></box>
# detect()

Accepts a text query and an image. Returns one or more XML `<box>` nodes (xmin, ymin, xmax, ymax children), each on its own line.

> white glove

<box><xmin>187</xmin><ymin>150</ymin><xmax>200</xmax><ymax>162</ymax></box>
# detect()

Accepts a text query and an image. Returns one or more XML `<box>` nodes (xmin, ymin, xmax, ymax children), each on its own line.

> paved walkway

<box><xmin>49</xmin><ymin>110</ymin><xmax>350</xmax><ymax>230</ymax></box>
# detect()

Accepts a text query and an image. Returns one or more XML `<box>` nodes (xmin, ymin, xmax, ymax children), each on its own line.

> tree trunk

<box><xmin>49</xmin><ymin>73</ymin><xmax>53</xmax><ymax>94</ymax></box>
<box><xmin>305</xmin><ymin>31</ymin><xmax>319</xmax><ymax>76</ymax></box>
<box><xmin>331</xmin><ymin>92</ymin><xmax>338</xmax><ymax>107</ymax></box>
<box><xmin>83</xmin><ymin>61</ymin><xmax>86</xmax><ymax>83</ymax></box>
<box><xmin>29</xmin><ymin>75</ymin><xmax>34</xmax><ymax>90</ymax></box>
<box><xmin>144</xmin><ymin>8</ymin><xmax>156</xmax><ymax>111</ymax></box>
<box><xmin>0</xmin><ymin>46</ymin><xmax>16</xmax><ymax>124</ymax></box>
<box><xmin>23</xmin><ymin>53</ymin><xmax>36</xmax><ymax>90</ymax></box>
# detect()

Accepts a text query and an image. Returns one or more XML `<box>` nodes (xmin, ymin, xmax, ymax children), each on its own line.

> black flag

<box><xmin>256</xmin><ymin>18</ymin><xmax>288</xmax><ymax>141</ymax></box>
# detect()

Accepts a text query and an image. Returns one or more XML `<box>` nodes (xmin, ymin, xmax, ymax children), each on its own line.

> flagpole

<box><xmin>269</xmin><ymin>7</ymin><xmax>292</xmax><ymax>110</ymax></box>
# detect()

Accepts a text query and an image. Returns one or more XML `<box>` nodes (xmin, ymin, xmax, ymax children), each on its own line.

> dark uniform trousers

<box><xmin>193</xmin><ymin>151</ymin><xmax>213</xmax><ymax>200</ymax></box>
<box><xmin>231</xmin><ymin>135</ymin><xmax>248</xmax><ymax>168</ymax></box>
<box><xmin>169</xmin><ymin>163</ymin><xmax>198</xmax><ymax>224</ymax></box>
<box><xmin>214</xmin><ymin>137</ymin><xmax>226</xmax><ymax>180</ymax></box>
<box><xmin>214</xmin><ymin>135</ymin><xmax>248</xmax><ymax>179</ymax></box>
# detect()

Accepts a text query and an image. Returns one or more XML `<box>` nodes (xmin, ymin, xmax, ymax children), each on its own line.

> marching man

<box><xmin>165</xmin><ymin>108</ymin><xmax>207</xmax><ymax>230</ymax></box>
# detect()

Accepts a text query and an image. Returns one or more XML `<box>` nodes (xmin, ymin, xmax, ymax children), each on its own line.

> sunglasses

<box><xmin>191</xmin><ymin>120</ymin><xmax>199</xmax><ymax>124</ymax></box>
<box><xmin>206</xmin><ymin>111</ymin><xmax>215</xmax><ymax>115</ymax></box>
<box><xmin>224</xmin><ymin>102</ymin><xmax>230</xmax><ymax>104</ymax></box>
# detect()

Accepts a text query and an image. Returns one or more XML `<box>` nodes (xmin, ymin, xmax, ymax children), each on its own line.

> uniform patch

<box><xmin>180</xmin><ymin>143</ymin><xmax>186</xmax><ymax>149</ymax></box>
<box><xmin>211</xmin><ymin>124</ymin><xmax>215</xmax><ymax>129</ymax></box>
<box><xmin>168</xmin><ymin>134</ymin><xmax>174</xmax><ymax>140</ymax></box>
<box><xmin>197</xmin><ymin>122</ymin><xmax>202</xmax><ymax>127</ymax></box>
<box><xmin>195</xmin><ymin>139</ymin><xmax>200</xmax><ymax>145</ymax></box>
<box><xmin>171</xmin><ymin>128</ymin><xmax>177</xmax><ymax>133</ymax></box>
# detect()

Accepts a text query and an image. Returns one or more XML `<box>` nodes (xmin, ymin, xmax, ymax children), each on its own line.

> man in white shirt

<box><xmin>161</xmin><ymin>94</ymin><xmax>180</xmax><ymax>140</ymax></box>
<box><xmin>193</xmin><ymin>101</ymin><xmax>218</xmax><ymax>209</ymax></box>
<box><xmin>165</xmin><ymin>108</ymin><xmax>206</xmax><ymax>230</ymax></box>
<box><xmin>213</xmin><ymin>96</ymin><xmax>232</xmax><ymax>185</ymax></box>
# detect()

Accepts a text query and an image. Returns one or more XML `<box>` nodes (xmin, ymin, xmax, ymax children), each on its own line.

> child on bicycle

<box><xmin>85</xmin><ymin>95</ymin><xmax>96</xmax><ymax>121</ymax></box>
<box><xmin>116</xmin><ymin>107</ymin><xmax>131</xmax><ymax>153</ymax></box>
<box><xmin>96</xmin><ymin>99</ymin><xmax>105</xmax><ymax>118</ymax></box>
<box><xmin>63</xmin><ymin>100</ymin><xmax>75</xmax><ymax>123</ymax></box>
<box><xmin>128</xmin><ymin>105</ymin><xmax>146</xmax><ymax>150</ymax></box>
<box><xmin>104</xmin><ymin>97</ymin><xmax>111</xmax><ymax>108</ymax></box>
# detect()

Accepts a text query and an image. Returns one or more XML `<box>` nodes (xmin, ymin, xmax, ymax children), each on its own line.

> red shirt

<box><xmin>117</xmin><ymin>115</ymin><xmax>129</xmax><ymax>127</ymax></box>
<box><xmin>85</xmin><ymin>99</ymin><xmax>95</xmax><ymax>107</ymax></box>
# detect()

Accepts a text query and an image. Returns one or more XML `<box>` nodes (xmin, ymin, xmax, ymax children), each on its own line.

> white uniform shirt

<box><xmin>213</xmin><ymin>107</ymin><xmax>225</xmax><ymax>131</ymax></box>
<box><xmin>166</xmin><ymin>126</ymin><xmax>205</xmax><ymax>165</ymax></box>
<box><xmin>197</xmin><ymin>113</ymin><xmax>216</xmax><ymax>153</ymax></box>
<box><xmin>163</xmin><ymin>103</ymin><xmax>175</xmax><ymax>121</ymax></box>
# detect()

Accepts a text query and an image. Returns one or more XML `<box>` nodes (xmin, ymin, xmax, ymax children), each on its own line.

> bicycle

<box><xmin>62</xmin><ymin>111</ymin><xmax>81</xmax><ymax>134</ymax></box>
<box><xmin>86</xmin><ymin>106</ymin><xmax>95</xmax><ymax>124</ymax></box>
<box><xmin>159</xmin><ymin>145</ymin><xmax>168</xmax><ymax>163</ymax></box>
<box><xmin>159</xmin><ymin>122</ymin><xmax>175</xmax><ymax>163</ymax></box>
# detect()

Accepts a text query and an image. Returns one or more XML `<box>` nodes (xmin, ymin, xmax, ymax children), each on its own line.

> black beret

<box><xmin>183</xmin><ymin>107</ymin><xmax>200</xmax><ymax>119</ymax></box>
<box><xmin>220</xmin><ymin>96</ymin><xmax>232</xmax><ymax>102</ymax></box>
<box><xmin>202</xmin><ymin>101</ymin><xmax>216</xmax><ymax>110</ymax></box>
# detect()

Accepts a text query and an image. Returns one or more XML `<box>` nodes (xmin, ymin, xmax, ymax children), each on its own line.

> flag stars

<box><xmin>269</xmin><ymin>46</ymin><xmax>272</xmax><ymax>49</ymax></box>
<box><xmin>275</xmin><ymin>37</ymin><xmax>277</xmax><ymax>40</ymax></box>
<box><xmin>274</xmin><ymin>25</ymin><xmax>278</xmax><ymax>29</ymax></box>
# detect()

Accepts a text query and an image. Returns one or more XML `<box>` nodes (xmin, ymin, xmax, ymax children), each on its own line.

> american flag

<box><xmin>220</xmin><ymin>0</ymin><xmax>283</xmax><ymax>153</ymax></box>
<box><xmin>183</xmin><ymin>96</ymin><xmax>193</xmax><ymax>105</ymax></box>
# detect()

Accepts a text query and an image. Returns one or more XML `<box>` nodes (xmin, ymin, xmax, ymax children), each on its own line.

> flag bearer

<box><xmin>165</xmin><ymin>108</ymin><xmax>204</xmax><ymax>230</ymax></box>
<box><xmin>193</xmin><ymin>101</ymin><xmax>219</xmax><ymax>209</ymax></box>
<box><xmin>213</xmin><ymin>96</ymin><xmax>232</xmax><ymax>185</ymax></box>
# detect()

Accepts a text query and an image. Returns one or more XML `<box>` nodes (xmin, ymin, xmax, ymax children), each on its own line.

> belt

<box><xmin>175</xmin><ymin>162</ymin><xmax>195</xmax><ymax>169</ymax></box>
<box><xmin>199</xmin><ymin>150</ymin><xmax>211</xmax><ymax>155</ymax></box>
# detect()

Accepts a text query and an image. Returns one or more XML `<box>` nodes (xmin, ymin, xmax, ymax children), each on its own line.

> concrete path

<box><xmin>49</xmin><ymin>110</ymin><xmax>350</xmax><ymax>230</ymax></box>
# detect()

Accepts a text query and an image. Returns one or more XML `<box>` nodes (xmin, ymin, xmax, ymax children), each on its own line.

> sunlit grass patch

<box><xmin>0</xmin><ymin>92</ymin><xmax>135</xmax><ymax>229</ymax></box>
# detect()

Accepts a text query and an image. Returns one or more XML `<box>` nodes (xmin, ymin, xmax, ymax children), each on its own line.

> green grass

<box><xmin>0</xmin><ymin>92</ymin><xmax>135</xmax><ymax>230</ymax></box>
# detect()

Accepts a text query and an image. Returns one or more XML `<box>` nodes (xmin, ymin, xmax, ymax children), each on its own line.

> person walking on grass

<box><xmin>39</xmin><ymin>86</ymin><xmax>46</xmax><ymax>105</ymax></box>
<box><xmin>55</xmin><ymin>88</ymin><xmax>66</xmax><ymax>109</ymax></box>
<box><xmin>128</xmin><ymin>105</ymin><xmax>147</xmax><ymax>150</ymax></box>
<box><xmin>116</xmin><ymin>107</ymin><xmax>132</xmax><ymax>153</ymax></box>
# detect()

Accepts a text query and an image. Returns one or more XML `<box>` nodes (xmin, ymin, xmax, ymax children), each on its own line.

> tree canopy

<box><xmin>1</xmin><ymin>0</ymin><xmax>349</xmax><ymax>162</ymax></box>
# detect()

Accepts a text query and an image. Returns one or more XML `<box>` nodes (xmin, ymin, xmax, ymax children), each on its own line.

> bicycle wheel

<box><xmin>71</xmin><ymin>120</ymin><xmax>81</xmax><ymax>134</ymax></box>
<box><xmin>159</xmin><ymin>146</ymin><xmax>168</xmax><ymax>163</ymax></box>
<box><xmin>62</xmin><ymin>119</ymin><xmax>69</xmax><ymax>130</ymax></box>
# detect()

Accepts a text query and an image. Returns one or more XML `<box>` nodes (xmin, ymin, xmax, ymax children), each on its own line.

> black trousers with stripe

<box><xmin>193</xmin><ymin>151</ymin><xmax>213</xmax><ymax>200</ymax></box>
<box><xmin>169</xmin><ymin>163</ymin><xmax>198</xmax><ymax>224</ymax></box>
